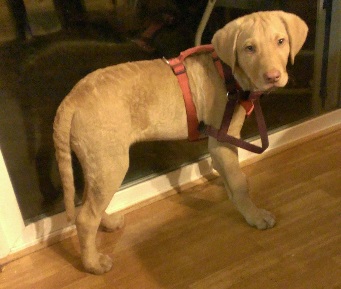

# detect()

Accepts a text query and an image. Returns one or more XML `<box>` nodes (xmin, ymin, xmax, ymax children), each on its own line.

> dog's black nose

<box><xmin>264</xmin><ymin>69</ymin><xmax>281</xmax><ymax>83</ymax></box>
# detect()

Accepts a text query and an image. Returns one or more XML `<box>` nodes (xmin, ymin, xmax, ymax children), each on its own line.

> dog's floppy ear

<box><xmin>278</xmin><ymin>11</ymin><xmax>308</xmax><ymax>65</ymax></box>
<box><xmin>211</xmin><ymin>19</ymin><xmax>241</xmax><ymax>73</ymax></box>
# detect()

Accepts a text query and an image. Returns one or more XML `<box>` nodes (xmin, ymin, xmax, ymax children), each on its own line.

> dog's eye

<box><xmin>245</xmin><ymin>45</ymin><xmax>255</xmax><ymax>53</ymax></box>
<box><xmin>278</xmin><ymin>38</ymin><xmax>285</xmax><ymax>45</ymax></box>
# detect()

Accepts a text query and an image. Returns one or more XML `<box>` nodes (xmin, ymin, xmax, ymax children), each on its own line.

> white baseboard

<box><xmin>5</xmin><ymin>109</ymin><xmax>341</xmax><ymax>259</ymax></box>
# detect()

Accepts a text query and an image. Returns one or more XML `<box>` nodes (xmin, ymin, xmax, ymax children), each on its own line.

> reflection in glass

<box><xmin>0</xmin><ymin>0</ymin><xmax>331</xmax><ymax>223</ymax></box>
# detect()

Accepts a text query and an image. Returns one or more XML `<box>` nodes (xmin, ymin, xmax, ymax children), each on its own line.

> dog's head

<box><xmin>212</xmin><ymin>11</ymin><xmax>308</xmax><ymax>92</ymax></box>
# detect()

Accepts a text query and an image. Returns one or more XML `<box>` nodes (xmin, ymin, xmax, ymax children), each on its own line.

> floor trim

<box><xmin>1</xmin><ymin>109</ymin><xmax>341</xmax><ymax>265</ymax></box>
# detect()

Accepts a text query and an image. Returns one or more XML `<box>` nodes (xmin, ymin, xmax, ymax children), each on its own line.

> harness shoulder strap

<box><xmin>169</xmin><ymin>59</ymin><xmax>200</xmax><ymax>141</ymax></box>
<box><xmin>166</xmin><ymin>44</ymin><xmax>219</xmax><ymax>141</ymax></box>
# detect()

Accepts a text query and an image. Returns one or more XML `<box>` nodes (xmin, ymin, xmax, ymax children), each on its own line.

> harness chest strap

<box><xmin>205</xmin><ymin>93</ymin><xmax>269</xmax><ymax>154</ymax></box>
<box><xmin>165</xmin><ymin>44</ymin><xmax>269</xmax><ymax>154</ymax></box>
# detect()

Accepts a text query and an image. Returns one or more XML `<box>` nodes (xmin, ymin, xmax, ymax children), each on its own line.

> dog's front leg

<box><xmin>208</xmin><ymin>137</ymin><xmax>276</xmax><ymax>229</ymax></box>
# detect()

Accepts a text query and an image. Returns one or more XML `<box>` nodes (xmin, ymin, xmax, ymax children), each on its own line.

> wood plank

<box><xmin>0</xmin><ymin>129</ymin><xmax>340</xmax><ymax>289</ymax></box>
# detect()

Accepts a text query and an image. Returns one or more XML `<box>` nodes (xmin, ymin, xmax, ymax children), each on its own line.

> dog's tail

<box><xmin>53</xmin><ymin>97</ymin><xmax>77</xmax><ymax>222</ymax></box>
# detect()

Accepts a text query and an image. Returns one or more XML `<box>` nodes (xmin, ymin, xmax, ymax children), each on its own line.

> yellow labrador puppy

<box><xmin>53</xmin><ymin>11</ymin><xmax>308</xmax><ymax>274</ymax></box>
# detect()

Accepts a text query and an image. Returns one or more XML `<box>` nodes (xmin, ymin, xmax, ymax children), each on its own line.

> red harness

<box><xmin>164</xmin><ymin>44</ymin><xmax>269</xmax><ymax>154</ymax></box>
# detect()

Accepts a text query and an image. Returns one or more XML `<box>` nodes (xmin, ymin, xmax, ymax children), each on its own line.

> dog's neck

<box><xmin>185</xmin><ymin>54</ymin><xmax>240</xmax><ymax>128</ymax></box>
<box><xmin>233</xmin><ymin>66</ymin><xmax>254</xmax><ymax>91</ymax></box>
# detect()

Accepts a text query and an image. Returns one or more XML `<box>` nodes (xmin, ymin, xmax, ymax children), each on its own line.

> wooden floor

<box><xmin>1</xmin><ymin>129</ymin><xmax>341</xmax><ymax>289</ymax></box>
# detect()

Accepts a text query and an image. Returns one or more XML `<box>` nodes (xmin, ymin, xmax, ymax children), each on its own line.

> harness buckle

<box><xmin>164</xmin><ymin>57</ymin><xmax>187</xmax><ymax>75</ymax></box>
<box><xmin>173</xmin><ymin>64</ymin><xmax>186</xmax><ymax>75</ymax></box>
<box><xmin>166</xmin><ymin>59</ymin><xmax>186</xmax><ymax>76</ymax></box>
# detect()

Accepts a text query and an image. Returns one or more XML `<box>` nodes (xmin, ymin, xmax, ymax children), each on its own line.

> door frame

<box><xmin>0</xmin><ymin>149</ymin><xmax>25</xmax><ymax>258</ymax></box>
<box><xmin>325</xmin><ymin>0</ymin><xmax>341</xmax><ymax>109</ymax></box>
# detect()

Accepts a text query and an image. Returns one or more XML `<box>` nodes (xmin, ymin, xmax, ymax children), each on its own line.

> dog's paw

<box><xmin>100</xmin><ymin>213</ymin><xmax>125</xmax><ymax>232</ymax></box>
<box><xmin>246</xmin><ymin>208</ymin><xmax>276</xmax><ymax>230</ymax></box>
<box><xmin>84</xmin><ymin>253</ymin><xmax>113</xmax><ymax>275</ymax></box>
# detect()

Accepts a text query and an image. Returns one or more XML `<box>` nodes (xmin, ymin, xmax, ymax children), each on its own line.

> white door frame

<box><xmin>326</xmin><ymin>0</ymin><xmax>341</xmax><ymax>109</ymax></box>
<box><xmin>0</xmin><ymin>149</ymin><xmax>25</xmax><ymax>258</ymax></box>
<box><xmin>312</xmin><ymin>0</ymin><xmax>341</xmax><ymax>112</ymax></box>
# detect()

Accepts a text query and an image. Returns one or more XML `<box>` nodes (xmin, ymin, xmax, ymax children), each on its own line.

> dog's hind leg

<box><xmin>100</xmin><ymin>212</ymin><xmax>125</xmax><ymax>232</ymax></box>
<box><xmin>209</xmin><ymin>137</ymin><xmax>276</xmax><ymax>230</ymax></box>
<box><xmin>76</xmin><ymin>152</ymin><xmax>129</xmax><ymax>274</ymax></box>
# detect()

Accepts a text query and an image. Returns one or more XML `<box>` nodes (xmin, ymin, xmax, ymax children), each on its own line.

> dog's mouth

<box><xmin>263</xmin><ymin>86</ymin><xmax>278</xmax><ymax>95</ymax></box>
<box><xmin>253</xmin><ymin>79</ymin><xmax>288</xmax><ymax>93</ymax></box>
<box><xmin>252</xmin><ymin>83</ymin><xmax>277</xmax><ymax>94</ymax></box>
<box><xmin>260</xmin><ymin>83</ymin><xmax>280</xmax><ymax>92</ymax></box>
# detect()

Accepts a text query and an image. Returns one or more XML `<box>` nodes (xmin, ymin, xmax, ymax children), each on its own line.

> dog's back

<box><xmin>53</xmin><ymin>58</ymin><xmax>189</xmax><ymax>220</ymax></box>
